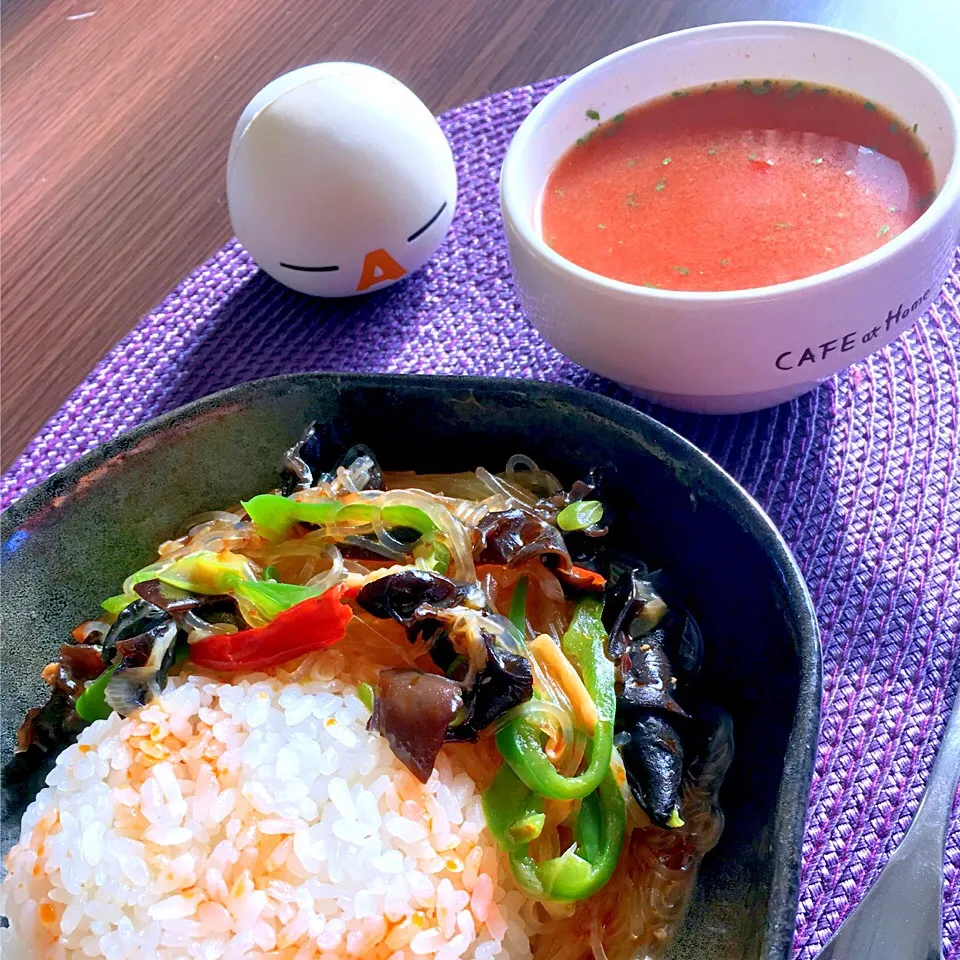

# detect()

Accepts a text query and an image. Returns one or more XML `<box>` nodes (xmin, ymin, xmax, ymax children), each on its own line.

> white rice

<box><xmin>1</xmin><ymin>655</ymin><xmax>533</xmax><ymax>959</ymax></box>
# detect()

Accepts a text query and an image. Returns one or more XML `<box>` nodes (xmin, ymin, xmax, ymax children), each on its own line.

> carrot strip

<box><xmin>529</xmin><ymin>634</ymin><xmax>599</xmax><ymax>735</ymax></box>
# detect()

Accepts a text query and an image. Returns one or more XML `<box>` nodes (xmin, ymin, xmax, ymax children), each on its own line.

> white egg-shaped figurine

<box><xmin>227</xmin><ymin>63</ymin><xmax>457</xmax><ymax>297</ymax></box>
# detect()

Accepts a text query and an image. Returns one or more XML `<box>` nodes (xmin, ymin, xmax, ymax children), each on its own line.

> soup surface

<box><xmin>541</xmin><ymin>80</ymin><xmax>937</xmax><ymax>292</ymax></box>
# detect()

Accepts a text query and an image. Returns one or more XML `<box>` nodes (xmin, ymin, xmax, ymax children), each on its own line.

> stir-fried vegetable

<box><xmin>508</xmin><ymin>576</ymin><xmax>528</xmax><ymax>634</ymax></box>
<box><xmin>74</xmin><ymin>665</ymin><xmax>118</xmax><ymax>722</ymax></box>
<box><xmin>496</xmin><ymin>599</ymin><xmax>615</xmax><ymax>801</ymax></box>
<box><xmin>355</xmin><ymin>570</ymin><xmax>476</xmax><ymax>624</ymax></box>
<box><xmin>476</xmin><ymin>509</ymin><xmax>573</xmax><ymax>571</ymax></box>
<box><xmin>280</xmin><ymin>428</ymin><xmax>384</xmax><ymax>497</ymax></box>
<box><xmin>606</xmin><ymin>567</ymin><xmax>702</xmax><ymax>828</ymax></box>
<box><xmin>242</xmin><ymin>493</ymin><xmax>440</xmax><ymax>544</ymax></box>
<box><xmin>528</xmin><ymin>634</ymin><xmax>598</xmax><ymax>734</ymax></box>
<box><xmin>159</xmin><ymin>550</ymin><xmax>256</xmax><ymax>594</ymax></box>
<box><xmin>356</xmin><ymin>571</ymin><xmax>534</xmax><ymax>757</ymax></box>
<box><xmin>11</xmin><ymin>439</ymin><xmax>723</xmax><ymax>914</ymax></box>
<box><xmin>368</xmin><ymin>669</ymin><xmax>464</xmax><ymax>783</ymax></box>
<box><xmin>619</xmin><ymin>716</ymin><xmax>686</xmax><ymax>828</ymax></box>
<box><xmin>243</xmin><ymin>495</ymin><xmax>377</xmax><ymax>540</ymax></box>
<box><xmin>188</xmin><ymin>584</ymin><xmax>352</xmax><ymax>671</ymax></box>
<box><xmin>446</xmin><ymin>631</ymin><xmax>533</xmax><ymax>742</ymax></box>
<box><xmin>484</xmin><ymin>764</ymin><xmax>625</xmax><ymax>901</ymax></box>
<box><xmin>556</xmin><ymin>500</ymin><xmax>604</xmax><ymax>532</ymax></box>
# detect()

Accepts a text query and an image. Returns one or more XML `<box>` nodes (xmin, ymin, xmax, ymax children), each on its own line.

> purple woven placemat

<box><xmin>3</xmin><ymin>78</ymin><xmax>959</xmax><ymax>958</ymax></box>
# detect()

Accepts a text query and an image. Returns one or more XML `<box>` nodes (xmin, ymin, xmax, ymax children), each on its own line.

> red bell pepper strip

<box><xmin>558</xmin><ymin>565</ymin><xmax>607</xmax><ymax>592</ymax></box>
<box><xmin>188</xmin><ymin>584</ymin><xmax>353</xmax><ymax>672</ymax></box>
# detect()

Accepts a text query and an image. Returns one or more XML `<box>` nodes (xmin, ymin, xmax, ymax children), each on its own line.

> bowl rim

<box><xmin>1</xmin><ymin>373</ymin><xmax>822</xmax><ymax>959</ymax></box>
<box><xmin>500</xmin><ymin>19</ymin><xmax>960</xmax><ymax>303</ymax></box>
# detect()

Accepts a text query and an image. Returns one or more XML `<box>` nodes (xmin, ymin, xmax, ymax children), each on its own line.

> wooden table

<box><xmin>3</xmin><ymin>0</ymin><xmax>959</xmax><ymax>467</ymax></box>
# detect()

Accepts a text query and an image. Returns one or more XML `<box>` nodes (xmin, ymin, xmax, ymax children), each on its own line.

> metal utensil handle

<box><xmin>904</xmin><ymin>683</ymin><xmax>960</xmax><ymax>859</ymax></box>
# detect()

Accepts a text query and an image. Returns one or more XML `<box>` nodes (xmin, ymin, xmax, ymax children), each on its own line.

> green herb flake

<box><xmin>613</xmin><ymin>113</ymin><xmax>625</xmax><ymax>123</ymax></box>
<box><xmin>576</xmin><ymin>130</ymin><xmax>596</xmax><ymax>147</ymax></box>
<box><xmin>625</xmin><ymin>158</ymin><xmax>637</xmax><ymax>167</ymax></box>
<box><xmin>642</xmin><ymin>282</ymin><xmax>660</xmax><ymax>288</ymax></box>
<box><xmin>737</xmin><ymin>80</ymin><xmax>751</xmax><ymax>92</ymax></box>
<box><xmin>707</xmin><ymin>147</ymin><xmax>718</xmax><ymax>156</ymax></box>
<box><xmin>752</xmin><ymin>81</ymin><xmax>772</xmax><ymax>95</ymax></box>
<box><xmin>662</xmin><ymin>157</ymin><xmax>672</xmax><ymax>166</ymax></box>
<box><xmin>812</xmin><ymin>157</ymin><xmax>824</xmax><ymax>165</ymax></box>
<box><xmin>889</xmin><ymin>121</ymin><xmax>899</xmax><ymax>134</ymax></box>
<box><xmin>813</xmin><ymin>87</ymin><xmax>829</xmax><ymax>96</ymax></box>
<box><xmin>585</xmin><ymin>108</ymin><xmax>600</xmax><ymax>121</ymax></box>
<box><xmin>673</xmin><ymin>266</ymin><xmax>690</xmax><ymax>276</ymax></box>
<box><xmin>625</xmin><ymin>192</ymin><xmax>638</xmax><ymax>208</ymax></box>
<box><xmin>748</xmin><ymin>153</ymin><xmax>758</xmax><ymax>161</ymax></box>
<box><xmin>671</xmin><ymin>90</ymin><xmax>686</xmax><ymax>98</ymax></box>
<box><xmin>864</xmin><ymin>101</ymin><xmax>877</xmax><ymax>111</ymax></box>
<box><xmin>785</xmin><ymin>81</ymin><xmax>804</xmax><ymax>99</ymax></box>
<box><xmin>912</xmin><ymin>122</ymin><xmax>919</xmax><ymax>134</ymax></box>
<box><xmin>877</xmin><ymin>225</ymin><xmax>891</xmax><ymax>237</ymax></box>
<box><xmin>655</xmin><ymin>178</ymin><xmax>667</xmax><ymax>192</ymax></box>
<box><xmin>597</xmin><ymin>223</ymin><xmax>607</xmax><ymax>230</ymax></box>
<box><xmin>720</xmin><ymin>258</ymin><xmax>730</xmax><ymax>267</ymax></box>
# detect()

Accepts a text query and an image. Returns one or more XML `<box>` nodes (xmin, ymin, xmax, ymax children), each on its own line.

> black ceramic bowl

<box><xmin>1</xmin><ymin>374</ymin><xmax>820</xmax><ymax>959</ymax></box>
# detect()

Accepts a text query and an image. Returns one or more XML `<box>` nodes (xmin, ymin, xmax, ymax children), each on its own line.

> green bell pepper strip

<box><xmin>496</xmin><ymin>598</ymin><xmax>615</xmax><ymax>800</ymax></box>
<box><xmin>483</xmin><ymin>762</ymin><xmax>545</xmax><ymax>848</ymax></box>
<box><xmin>231</xmin><ymin>580</ymin><xmax>327</xmax><ymax>621</ymax></box>
<box><xmin>509</xmin><ymin>770</ymin><xmax>625</xmax><ymax>901</ymax></box>
<box><xmin>413</xmin><ymin>538</ymin><xmax>451</xmax><ymax>574</ymax></box>
<box><xmin>556</xmin><ymin>500</ymin><xmax>604</xmax><ymax>532</ymax></box>
<box><xmin>101</xmin><ymin>562</ymin><xmax>173</xmax><ymax>613</ymax></box>
<box><xmin>75</xmin><ymin>664</ymin><xmax>119</xmax><ymax>723</ymax></box>
<box><xmin>74</xmin><ymin>641</ymin><xmax>192</xmax><ymax>725</ymax></box>
<box><xmin>357</xmin><ymin>682</ymin><xmax>375</xmax><ymax>711</ymax></box>
<box><xmin>156</xmin><ymin>551</ymin><xmax>335</xmax><ymax>623</ymax></box>
<box><xmin>242</xmin><ymin>495</ymin><xmax>377</xmax><ymax>539</ymax></box>
<box><xmin>508</xmin><ymin>577</ymin><xmax>528</xmax><ymax>634</ymax></box>
<box><xmin>378</xmin><ymin>504</ymin><xmax>439</xmax><ymax>536</ymax></box>
<box><xmin>101</xmin><ymin>593</ymin><xmax>135</xmax><ymax>614</ymax></box>
<box><xmin>242</xmin><ymin>494</ymin><xmax>436</xmax><ymax>541</ymax></box>
<box><xmin>158</xmin><ymin>551</ymin><xmax>253</xmax><ymax>595</ymax></box>
<box><xmin>483</xmin><ymin>763</ymin><xmax>625</xmax><ymax>901</ymax></box>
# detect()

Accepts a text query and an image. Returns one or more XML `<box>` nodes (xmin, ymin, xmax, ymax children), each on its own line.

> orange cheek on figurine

<box><xmin>226</xmin><ymin>62</ymin><xmax>458</xmax><ymax>298</ymax></box>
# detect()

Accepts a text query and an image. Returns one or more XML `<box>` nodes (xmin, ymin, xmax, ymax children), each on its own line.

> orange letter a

<box><xmin>356</xmin><ymin>248</ymin><xmax>406</xmax><ymax>292</ymax></box>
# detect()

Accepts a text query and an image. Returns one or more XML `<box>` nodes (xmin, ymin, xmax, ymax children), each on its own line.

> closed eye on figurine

<box><xmin>407</xmin><ymin>202</ymin><xmax>448</xmax><ymax>243</ymax></box>
<box><xmin>279</xmin><ymin>263</ymin><xmax>340</xmax><ymax>272</ymax></box>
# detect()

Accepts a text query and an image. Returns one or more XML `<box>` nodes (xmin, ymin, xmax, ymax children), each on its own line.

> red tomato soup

<box><xmin>541</xmin><ymin>80</ymin><xmax>937</xmax><ymax>292</ymax></box>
